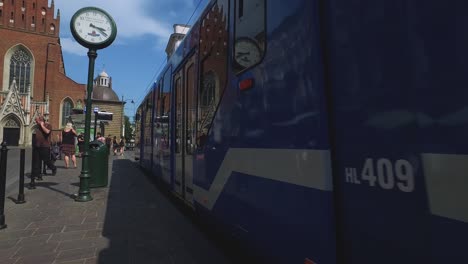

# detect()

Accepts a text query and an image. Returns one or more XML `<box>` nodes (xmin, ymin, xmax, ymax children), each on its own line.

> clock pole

<box><xmin>70</xmin><ymin>6</ymin><xmax>116</xmax><ymax>202</ymax></box>
<box><xmin>75</xmin><ymin>48</ymin><xmax>98</xmax><ymax>202</ymax></box>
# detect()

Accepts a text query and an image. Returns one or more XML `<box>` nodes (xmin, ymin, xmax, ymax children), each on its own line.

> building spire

<box><xmin>57</xmin><ymin>9</ymin><xmax>60</xmax><ymax>17</ymax></box>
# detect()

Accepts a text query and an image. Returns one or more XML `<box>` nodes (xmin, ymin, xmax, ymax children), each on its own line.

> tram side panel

<box><xmin>192</xmin><ymin>0</ymin><xmax>336</xmax><ymax>263</ymax></box>
<box><xmin>325</xmin><ymin>0</ymin><xmax>468</xmax><ymax>263</ymax></box>
<box><xmin>141</xmin><ymin>92</ymin><xmax>154</xmax><ymax>172</ymax></box>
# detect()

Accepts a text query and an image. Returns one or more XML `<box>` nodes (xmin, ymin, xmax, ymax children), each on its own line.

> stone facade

<box><xmin>0</xmin><ymin>0</ymin><xmax>85</xmax><ymax>146</ymax></box>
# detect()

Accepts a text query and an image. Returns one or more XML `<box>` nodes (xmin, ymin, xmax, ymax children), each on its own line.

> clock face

<box><xmin>234</xmin><ymin>37</ymin><xmax>262</xmax><ymax>69</ymax></box>
<box><xmin>70</xmin><ymin>7</ymin><xmax>117</xmax><ymax>49</ymax></box>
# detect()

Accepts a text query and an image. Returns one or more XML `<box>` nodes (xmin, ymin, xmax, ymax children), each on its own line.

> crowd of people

<box><xmin>32</xmin><ymin>114</ymin><xmax>129</xmax><ymax>179</ymax></box>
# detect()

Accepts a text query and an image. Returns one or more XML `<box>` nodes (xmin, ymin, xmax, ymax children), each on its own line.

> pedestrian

<box><xmin>113</xmin><ymin>136</ymin><xmax>119</xmax><ymax>155</ymax></box>
<box><xmin>119</xmin><ymin>137</ymin><xmax>125</xmax><ymax>156</ymax></box>
<box><xmin>61</xmin><ymin>122</ymin><xmax>78</xmax><ymax>169</ymax></box>
<box><xmin>32</xmin><ymin>115</ymin><xmax>57</xmax><ymax>179</ymax></box>
<box><xmin>77</xmin><ymin>133</ymin><xmax>85</xmax><ymax>157</ymax></box>
<box><xmin>105</xmin><ymin>134</ymin><xmax>112</xmax><ymax>154</ymax></box>
<box><xmin>96</xmin><ymin>132</ymin><xmax>106</xmax><ymax>143</ymax></box>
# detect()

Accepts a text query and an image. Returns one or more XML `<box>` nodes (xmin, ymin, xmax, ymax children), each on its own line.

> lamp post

<box><xmin>70</xmin><ymin>7</ymin><xmax>117</xmax><ymax>202</ymax></box>
<box><xmin>121</xmin><ymin>96</ymin><xmax>135</xmax><ymax>139</ymax></box>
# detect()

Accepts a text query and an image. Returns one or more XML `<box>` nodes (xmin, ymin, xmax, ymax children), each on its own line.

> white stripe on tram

<box><xmin>422</xmin><ymin>153</ymin><xmax>468</xmax><ymax>223</ymax></box>
<box><xmin>193</xmin><ymin>148</ymin><xmax>333</xmax><ymax>210</ymax></box>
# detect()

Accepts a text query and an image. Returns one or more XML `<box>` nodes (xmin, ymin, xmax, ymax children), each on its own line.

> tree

<box><xmin>124</xmin><ymin>115</ymin><xmax>133</xmax><ymax>141</ymax></box>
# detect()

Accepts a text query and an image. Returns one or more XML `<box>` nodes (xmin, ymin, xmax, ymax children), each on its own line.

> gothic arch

<box><xmin>0</xmin><ymin>113</ymin><xmax>24</xmax><ymax>146</ymax></box>
<box><xmin>2</xmin><ymin>44</ymin><xmax>36</xmax><ymax>94</ymax></box>
<box><xmin>200</xmin><ymin>70</ymin><xmax>219</xmax><ymax>107</ymax></box>
<box><xmin>59</xmin><ymin>97</ymin><xmax>74</xmax><ymax>128</ymax></box>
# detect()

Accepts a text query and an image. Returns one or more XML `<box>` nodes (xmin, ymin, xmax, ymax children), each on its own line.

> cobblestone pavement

<box><xmin>0</xmin><ymin>154</ymin><xmax>244</xmax><ymax>264</ymax></box>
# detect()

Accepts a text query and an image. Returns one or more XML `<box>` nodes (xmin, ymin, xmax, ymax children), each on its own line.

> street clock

<box><xmin>70</xmin><ymin>7</ymin><xmax>117</xmax><ymax>49</ymax></box>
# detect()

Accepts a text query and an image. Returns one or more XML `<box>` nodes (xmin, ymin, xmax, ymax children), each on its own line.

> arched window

<box><xmin>9</xmin><ymin>48</ymin><xmax>31</xmax><ymax>93</ymax></box>
<box><xmin>61</xmin><ymin>98</ymin><xmax>73</xmax><ymax>126</ymax></box>
<box><xmin>200</xmin><ymin>72</ymin><xmax>216</xmax><ymax>107</ymax></box>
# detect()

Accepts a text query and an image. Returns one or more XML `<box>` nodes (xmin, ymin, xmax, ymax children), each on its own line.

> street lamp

<box><xmin>121</xmin><ymin>96</ymin><xmax>135</xmax><ymax>138</ymax></box>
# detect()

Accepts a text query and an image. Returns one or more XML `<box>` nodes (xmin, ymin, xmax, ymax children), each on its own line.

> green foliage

<box><xmin>124</xmin><ymin>115</ymin><xmax>133</xmax><ymax>141</ymax></box>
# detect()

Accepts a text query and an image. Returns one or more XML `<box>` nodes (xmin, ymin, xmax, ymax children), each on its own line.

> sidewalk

<box><xmin>0</xmin><ymin>153</ymin><xmax>241</xmax><ymax>264</ymax></box>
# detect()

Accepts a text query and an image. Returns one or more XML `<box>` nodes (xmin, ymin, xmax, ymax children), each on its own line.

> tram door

<box><xmin>174</xmin><ymin>54</ymin><xmax>197</xmax><ymax>204</ymax></box>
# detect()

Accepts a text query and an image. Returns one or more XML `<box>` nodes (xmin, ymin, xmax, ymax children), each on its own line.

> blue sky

<box><xmin>53</xmin><ymin>0</ymin><xmax>210</xmax><ymax>120</ymax></box>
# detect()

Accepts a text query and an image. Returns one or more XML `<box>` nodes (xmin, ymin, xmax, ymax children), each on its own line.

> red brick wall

<box><xmin>0</xmin><ymin>0</ymin><xmax>85</xmax><ymax>130</ymax></box>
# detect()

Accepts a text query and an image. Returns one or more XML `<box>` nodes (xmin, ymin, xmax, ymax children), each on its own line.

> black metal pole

<box><xmin>29</xmin><ymin>134</ymin><xmax>37</xmax><ymax>189</ymax></box>
<box><xmin>94</xmin><ymin>111</ymin><xmax>98</xmax><ymax>139</ymax></box>
<box><xmin>16</xmin><ymin>149</ymin><xmax>26</xmax><ymax>204</ymax></box>
<box><xmin>75</xmin><ymin>48</ymin><xmax>97</xmax><ymax>202</ymax></box>
<box><xmin>41</xmin><ymin>160</ymin><xmax>46</xmax><ymax>178</ymax></box>
<box><xmin>0</xmin><ymin>141</ymin><xmax>9</xmax><ymax>229</ymax></box>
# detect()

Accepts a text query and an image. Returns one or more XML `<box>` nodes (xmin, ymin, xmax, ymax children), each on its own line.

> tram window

<box><xmin>233</xmin><ymin>0</ymin><xmax>266</xmax><ymax>74</ymax></box>
<box><xmin>162</xmin><ymin>68</ymin><xmax>172</xmax><ymax>150</ymax></box>
<box><xmin>197</xmin><ymin>0</ymin><xmax>229</xmax><ymax>149</ymax></box>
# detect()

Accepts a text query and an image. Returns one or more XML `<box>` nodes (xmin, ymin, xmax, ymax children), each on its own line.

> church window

<box><xmin>61</xmin><ymin>99</ymin><xmax>73</xmax><ymax>126</ymax></box>
<box><xmin>200</xmin><ymin>72</ymin><xmax>216</xmax><ymax>108</ymax></box>
<box><xmin>5</xmin><ymin>117</ymin><xmax>20</xmax><ymax>128</ymax></box>
<box><xmin>50</xmin><ymin>23</ymin><xmax>55</xmax><ymax>31</ymax></box>
<box><xmin>9</xmin><ymin>48</ymin><xmax>32</xmax><ymax>93</ymax></box>
<box><xmin>22</xmin><ymin>14</ymin><xmax>24</xmax><ymax>21</ymax></box>
<box><xmin>41</xmin><ymin>8</ymin><xmax>45</xmax><ymax>16</ymax></box>
<box><xmin>22</xmin><ymin>1</ymin><xmax>24</xmax><ymax>7</ymax></box>
<box><xmin>33</xmin><ymin>2</ymin><xmax>35</xmax><ymax>9</ymax></box>
<box><xmin>0</xmin><ymin>10</ymin><xmax>3</xmax><ymax>17</ymax></box>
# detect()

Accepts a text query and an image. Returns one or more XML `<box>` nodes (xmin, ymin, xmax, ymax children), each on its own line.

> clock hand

<box><xmin>236</xmin><ymin>51</ymin><xmax>250</xmax><ymax>58</ymax></box>
<box><xmin>89</xmin><ymin>23</ymin><xmax>108</xmax><ymax>37</ymax></box>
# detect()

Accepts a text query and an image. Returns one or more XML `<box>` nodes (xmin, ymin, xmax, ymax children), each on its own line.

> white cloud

<box><xmin>60</xmin><ymin>38</ymin><xmax>88</xmax><ymax>56</ymax></box>
<box><xmin>55</xmin><ymin>0</ymin><xmax>174</xmax><ymax>54</ymax></box>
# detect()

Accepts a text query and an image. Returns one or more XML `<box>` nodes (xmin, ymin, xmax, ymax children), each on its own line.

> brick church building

<box><xmin>0</xmin><ymin>0</ymin><xmax>86</xmax><ymax>146</ymax></box>
<box><xmin>0</xmin><ymin>0</ymin><xmax>125</xmax><ymax>146</ymax></box>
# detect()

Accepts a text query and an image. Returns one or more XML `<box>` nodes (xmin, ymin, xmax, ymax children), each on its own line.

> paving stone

<box><xmin>13</xmin><ymin>241</ymin><xmax>59</xmax><ymax>257</ymax></box>
<box><xmin>49</xmin><ymin>231</ymin><xmax>86</xmax><ymax>242</ymax></box>
<box><xmin>0</xmin><ymin>246</ymin><xmax>20</xmax><ymax>261</ymax></box>
<box><xmin>63</xmin><ymin>223</ymin><xmax>98</xmax><ymax>233</ymax></box>
<box><xmin>0</xmin><ymin>230</ymin><xmax>34</xmax><ymax>241</ymax></box>
<box><xmin>55</xmin><ymin>247</ymin><xmax>96</xmax><ymax>262</ymax></box>
<box><xmin>16</xmin><ymin>234</ymin><xmax>51</xmax><ymax>246</ymax></box>
<box><xmin>57</xmin><ymin>237</ymin><xmax>100</xmax><ymax>251</ymax></box>
<box><xmin>83</xmin><ymin>230</ymin><xmax>102</xmax><ymax>238</ymax></box>
<box><xmin>32</xmin><ymin>226</ymin><xmax>64</xmax><ymax>236</ymax></box>
<box><xmin>15</xmin><ymin>253</ymin><xmax>57</xmax><ymax>264</ymax></box>
<box><xmin>57</xmin><ymin>259</ymin><xmax>86</xmax><ymax>264</ymax></box>
<box><xmin>83</xmin><ymin>257</ymin><xmax>97</xmax><ymax>264</ymax></box>
<box><xmin>0</xmin><ymin>239</ymin><xmax>19</xmax><ymax>250</ymax></box>
<box><xmin>0</xmin><ymin>258</ymin><xmax>19</xmax><ymax>264</ymax></box>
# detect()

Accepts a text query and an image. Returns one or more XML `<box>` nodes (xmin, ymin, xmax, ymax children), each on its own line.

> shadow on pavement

<box><xmin>34</xmin><ymin>181</ymin><xmax>76</xmax><ymax>199</ymax></box>
<box><xmin>96</xmin><ymin>159</ymin><xmax>262</xmax><ymax>264</ymax></box>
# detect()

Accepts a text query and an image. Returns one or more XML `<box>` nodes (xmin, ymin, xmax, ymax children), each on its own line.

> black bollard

<box><xmin>15</xmin><ymin>149</ymin><xmax>26</xmax><ymax>204</ymax></box>
<box><xmin>29</xmin><ymin>145</ymin><xmax>37</xmax><ymax>190</ymax></box>
<box><xmin>0</xmin><ymin>141</ymin><xmax>9</xmax><ymax>229</ymax></box>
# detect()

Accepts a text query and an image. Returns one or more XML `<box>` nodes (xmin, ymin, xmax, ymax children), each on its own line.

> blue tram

<box><xmin>136</xmin><ymin>0</ymin><xmax>468</xmax><ymax>263</ymax></box>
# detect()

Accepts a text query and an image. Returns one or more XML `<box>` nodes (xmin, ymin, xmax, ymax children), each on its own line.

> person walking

<box><xmin>61</xmin><ymin>123</ymin><xmax>78</xmax><ymax>169</ymax></box>
<box><xmin>77</xmin><ymin>133</ymin><xmax>85</xmax><ymax>157</ymax></box>
<box><xmin>119</xmin><ymin>137</ymin><xmax>125</xmax><ymax>156</ymax></box>
<box><xmin>32</xmin><ymin>115</ymin><xmax>57</xmax><ymax>179</ymax></box>
<box><xmin>96</xmin><ymin>132</ymin><xmax>106</xmax><ymax>143</ymax></box>
<box><xmin>113</xmin><ymin>136</ymin><xmax>119</xmax><ymax>155</ymax></box>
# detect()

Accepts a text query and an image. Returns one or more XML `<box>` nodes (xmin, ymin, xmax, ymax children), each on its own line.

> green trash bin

<box><xmin>89</xmin><ymin>140</ymin><xmax>109</xmax><ymax>188</ymax></box>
